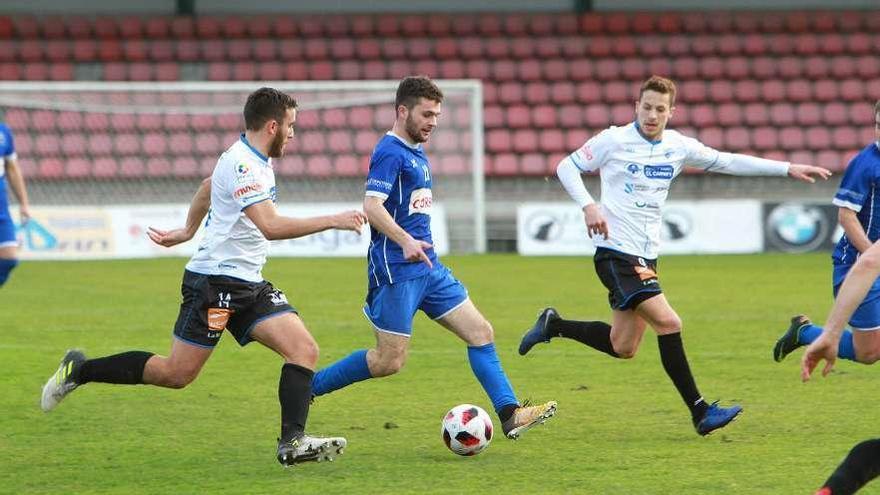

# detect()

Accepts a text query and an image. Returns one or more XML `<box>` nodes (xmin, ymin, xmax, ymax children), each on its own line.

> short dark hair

<box><xmin>395</xmin><ymin>76</ymin><xmax>444</xmax><ymax>110</ymax></box>
<box><xmin>243</xmin><ymin>87</ymin><xmax>297</xmax><ymax>131</ymax></box>
<box><xmin>639</xmin><ymin>75</ymin><xmax>677</xmax><ymax>107</ymax></box>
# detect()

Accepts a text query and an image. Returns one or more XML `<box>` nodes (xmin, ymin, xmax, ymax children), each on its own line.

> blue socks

<box><xmin>467</xmin><ymin>343</ymin><xmax>518</xmax><ymax>415</ymax></box>
<box><xmin>311</xmin><ymin>349</ymin><xmax>372</xmax><ymax>397</ymax></box>
<box><xmin>798</xmin><ymin>324</ymin><xmax>856</xmax><ymax>361</ymax></box>
<box><xmin>0</xmin><ymin>258</ymin><xmax>17</xmax><ymax>286</ymax></box>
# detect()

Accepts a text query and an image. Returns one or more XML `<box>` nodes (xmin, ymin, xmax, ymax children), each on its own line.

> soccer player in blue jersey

<box><xmin>311</xmin><ymin>76</ymin><xmax>557</xmax><ymax>439</ymax></box>
<box><xmin>774</xmin><ymin>100</ymin><xmax>880</xmax><ymax>368</ymax></box>
<box><xmin>796</xmin><ymin>224</ymin><xmax>880</xmax><ymax>494</ymax></box>
<box><xmin>0</xmin><ymin>121</ymin><xmax>31</xmax><ymax>287</ymax></box>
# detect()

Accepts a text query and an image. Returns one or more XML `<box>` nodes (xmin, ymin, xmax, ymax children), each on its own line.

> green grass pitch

<box><xmin>2</xmin><ymin>253</ymin><xmax>876</xmax><ymax>494</ymax></box>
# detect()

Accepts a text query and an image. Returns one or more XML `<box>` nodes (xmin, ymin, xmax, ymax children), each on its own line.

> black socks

<box><xmin>279</xmin><ymin>363</ymin><xmax>314</xmax><ymax>443</ymax></box>
<box><xmin>549</xmin><ymin>318</ymin><xmax>619</xmax><ymax>358</ymax></box>
<box><xmin>78</xmin><ymin>351</ymin><xmax>154</xmax><ymax>385</ymax></box>
<box><xmin>823</xmin><ymin>438</ymin><xmax>880</xmax><ymax>495</ymax></box>
<box><xmin>657</xmin><ymin>333</ymin><xmax>708</xmax><ymax>420</ymax></box>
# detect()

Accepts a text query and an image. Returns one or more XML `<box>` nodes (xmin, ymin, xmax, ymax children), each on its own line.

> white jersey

<box><xmin>186</xmin><ymin>135</ymin><xmax>276</xmax><ymax>282</ymax></box>
<box><xmin>566</xmin><ymin>122</ymin><xmax>787</xmax><ymax>259</ymax></box>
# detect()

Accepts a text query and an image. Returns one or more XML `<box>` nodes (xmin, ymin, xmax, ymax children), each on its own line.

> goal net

<box><xmin>0</xmin><ymin>80</ymin><xmax>485</xmax><ymax>255</ymax></box>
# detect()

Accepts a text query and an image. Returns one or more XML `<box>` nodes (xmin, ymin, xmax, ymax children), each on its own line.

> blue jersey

<box><xmin>365</xmin><ymin>132</ymin><xmax>438</xmax><ymax>288</ymax></box>
<box><xmin>0</xmin><ymin>123</ymin><xmax>16</xmax><ymax>215</ymax></box>
<box><xmin>832</xmin><ymin>142</ymin><xmax>880</xmax><ymax>267</ymax></box>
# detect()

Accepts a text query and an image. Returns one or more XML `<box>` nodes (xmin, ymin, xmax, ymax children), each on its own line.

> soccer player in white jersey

<box><xmin>309</xmin><ymin>76</ymin><xmax>557</xmax><ymax>440</ymax></box>
<box><xmin>40</xmin><ymin>87</ymin><xmax>368</xmax><ymax>467</ymax></box>
<box><xmin>0</xmin><ymin>120</ymin><xmax>30</xmax><ymax>287</ymax></box>
<box><xmin>518</xmin><ymin>75</ymin><xmax>831</xmax><ymax>436</ymax></box>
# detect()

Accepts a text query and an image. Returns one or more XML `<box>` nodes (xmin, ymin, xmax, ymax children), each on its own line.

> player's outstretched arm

<box><xmin>5</xmin><ymin>156</ymin><xmax>30</xmax><ymax>224</ymax></box>
<box><xmin>148</xmin><ymin>177</ymin><xmax>212</xmax><ymax>247</ymax></box>
<box><xmin>788</xmin><ymin>163</ymin><xmax>833</xmax><ymax>183</ymax></box>
<box><xmin>802</xmin><ymin>240</ymin><xmax>880</xmax><ymax>381</ymax></box>
<box><xmin>244</xmin><ymin>199</ymin><xmax>366</xmax><ymax>241</ymax></box>
<box><xmin>363</xmin><ymin>195</ymin><xmax>432</xmax><ymax>267</ymax></box>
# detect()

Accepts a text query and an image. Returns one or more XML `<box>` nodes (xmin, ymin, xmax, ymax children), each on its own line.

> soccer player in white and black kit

<box><xmin>518</xmin><ymin>75</ymin><xmax>831</xmax><ymax>435</ymax></box>
<box><xmin>40</xmin><ymin>87</ymin><xmax>368</xmax><ymax>466</ymax></box>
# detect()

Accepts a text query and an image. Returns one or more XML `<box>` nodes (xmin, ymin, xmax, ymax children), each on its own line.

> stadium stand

<box><xmin>1</xmin><ymin>11</ymin><xmax>879</xmax><ymax>180</ymax></box>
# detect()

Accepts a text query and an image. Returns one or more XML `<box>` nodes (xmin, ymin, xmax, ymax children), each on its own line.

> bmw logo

<box><xmin>766</xmin><ymin>204</ymin><xmax>828</xmax><ymax>252</ymax></box>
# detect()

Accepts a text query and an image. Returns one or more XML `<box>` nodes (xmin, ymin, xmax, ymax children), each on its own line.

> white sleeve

<box><xmin>682</xmin><ymin>135</ymin><xmax>789</xmax><ymax>176</ymax></box>
<box><xmin>557</xmin><ymin>157</ymin><xmax>595</xmax><ymax>208</ymax></box>
<box><xmin>566</xmin><ymin>127</ymin><xmax>616</xmax><ymax>173</ymax></box>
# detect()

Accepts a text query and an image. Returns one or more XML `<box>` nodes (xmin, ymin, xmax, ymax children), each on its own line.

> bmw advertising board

<box><xmin>763</xmin><ymin>202</ymin><xmax>842</xmax><ymax>252</ymax></box>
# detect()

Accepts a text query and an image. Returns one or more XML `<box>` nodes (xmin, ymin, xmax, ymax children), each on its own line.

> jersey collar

<box><xmin>387</xmin><ymin>131</ymin><xmax>422</xmax><ymax>150</ymax></box>
<box><xmin>633</xmin><ymin>121</ymin><xmax>663</xmax><ymax>145</ymax></box>
<box><xmin>239</xmin><ymin>133</ymin><xmax>270</xmax><ymax>164</ymax></box>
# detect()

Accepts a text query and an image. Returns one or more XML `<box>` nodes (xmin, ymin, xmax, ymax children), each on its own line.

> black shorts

<box><xmin>593</xmin><ymin>248</ymin><xmax>662</xmax><ymax>311</ymax></box>
<box><xmin>173</xmin><ymin>270</ymin><xmax>296</xmax><ymax>348</ymax></box>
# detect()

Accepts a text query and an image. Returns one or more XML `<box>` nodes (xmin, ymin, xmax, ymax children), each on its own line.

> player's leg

<box><xmin>852</xmin><ymin>329</ymin><xmax>880</xmax><ymax>363</ymax></box>
<box><xmin>311</xmin><ymin>278</ymin><xmax>420</xmax><ymax>397</ymax></box>
<box><xmin>519</xmin><ymin>247</ymin><xmax>657</xmax><ymax>357</ymax></box>
<box><xmin>817</xmin><ymin>438</ymin><xmax>880</xmax><ymax>495</ymax></box>
<box><xmin>0</xmin><ymin>212</ymin><xmax>19</xmax><ymax>286</ymax></box>
<box><xmin>427</xmin><ymin>267</ymin><xmax>556</xmax><ymax>439</ymax></box>
<box><xmin>40</xmin><ymin>271</ymin><xmax>217</xmax><ymax>411</ymax></box>
<box><xmin>235</xmin><ymin>280</ymin><xmax>344</xmax><ymax>466</ymax></box>
<box><xmin>636</xmin><ymin>294</ymin><xmax>741</xmax><ymax>435</ymax></box>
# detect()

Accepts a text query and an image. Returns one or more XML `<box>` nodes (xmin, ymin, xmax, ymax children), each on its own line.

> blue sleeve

<box><xmin>833</xmin><ymin>154</ymin><xmax>873</xmax><ymax>212</ymax></box>
<box><xmin>365</xmin><ymin>152</ymin><xmax>402</xmax><ymax>198</ymax></box>
<box><xmin>0</xmin><ymin>125</ymin><xmax>14</xmax><ymax>157</ymax></box>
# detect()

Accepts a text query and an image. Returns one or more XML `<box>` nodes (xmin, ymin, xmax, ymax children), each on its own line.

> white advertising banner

<box><xmin>14</xmin><ymin>203</ymin><xmax>448</xmax><ymax>260</ymax></box>
<box><xmin>517</xmin><ymin>200</ymin><xmax>763</xmax><ymax>256</ymax></box>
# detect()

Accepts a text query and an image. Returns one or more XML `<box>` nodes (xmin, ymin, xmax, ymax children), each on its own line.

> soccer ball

<box><xmin>440</xmin><ymin>404</ymin><xmax>493</xmax><ymax>456</ymax></box>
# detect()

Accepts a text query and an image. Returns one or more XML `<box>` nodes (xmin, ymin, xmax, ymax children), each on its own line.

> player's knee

<box><xmin>856</xmin><ymin>347</ymin><xmax>880</xmax><ymax>364</ymax></box>
<box><xmin>298</xmin><ymin>337</ymin><xmax>319</xmax><ymax>368</ymax></box>
<box><xmin>475</xmin><ymin>319</ymin><xmax>495</xmax><ymax>343</ymax></box>
<box><xmin>372</xmin><ymin>349</ymin><xmax>407</xmax><ymax>377</ymax></box>
<box><xmin>163</xmin><ymin>369</ymin><xmax>199</xmax><ymax>389</ymax></box>
<box><xmin>654</xmin><ymin>315</ymin><xmax>682</xmax><ymax>334</ymax></box>
<box><xmin>0</xmin><ymin>258</ymin><xmax>18</xmax><ymax>286</ymax></box>
<box><xmin>614</xmin><ymin>344</ymin><xmax>638</xmax><ymax>359</ymax></box>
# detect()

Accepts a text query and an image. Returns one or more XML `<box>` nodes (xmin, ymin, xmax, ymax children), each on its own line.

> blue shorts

<box><xmin>363</xmin><ymin>265</ymin><xmax>468</xmax><ymax>336</ymax></box>
<box><xmin>833</xmin><ymin>264</ymin><xmax>880</xmax><ymax>330</ymax></box>
<box><xmin>0</xmin><ymin>210</ymin><xmax>16</xmax><ymax>247</ymax></box>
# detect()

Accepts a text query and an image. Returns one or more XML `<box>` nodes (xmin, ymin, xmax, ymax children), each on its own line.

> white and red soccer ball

<box><xmin>441</xmin><ymin>404</ymin><xmax>493</xmax><ymax>456</ymax></box>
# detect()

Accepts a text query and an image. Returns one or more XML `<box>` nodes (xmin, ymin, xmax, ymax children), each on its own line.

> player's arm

<box><xmin>684</xmin><ymin>137</ymin><xmax>831</xmax><ymax>182</ymax></box>
<box><xmin>802</xmin><ymin>239</ymin><xmax>880</xmax><ymax>380</ymax></box>
<box><xmin>556</xmin><ymin>130</ymin><xmax>611</xmax><ymax>240</ymax></box>
<box><xmin>148</xmin><ymin>177</ymin><xmax>212</xmax><ymax>247</ymax></box>
<box><xmin>4</xmin><ymin>156</ymin><xmax>30</xmax><ymax>224</ymax></box>
<box><xmin>244</xmin><ymin>199</ymin><xmax>366</xmax><ymax>241</ymax></box>
<box><xmin>363</xmin><ymin>195</ymin><xmax>432</xmax><ymax>267</ymax></box>
<box><xmin>839</xmin><ymin>207</ymin><xmax>872</xmax><ymax>253</ymax></box>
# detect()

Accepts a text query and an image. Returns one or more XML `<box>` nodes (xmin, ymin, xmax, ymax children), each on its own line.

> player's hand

<box><xmin>583</xmin><ymin>203</ymin><xmax>608</xmax><ymax>240</ymax></box>
<box><xmin>18</xmin><ymin>204</ymin><xmax>31</xmax><ymax>225</ymax></box>
<box><xmin>147</xmin><ymin>226</ymin><xmax>193</xmax><ymax>247</ymax></box>
<box><xmin>800</xmin><ymin>331</ymin><xmax>840</xmax><ymax>382</ymax></box>
<box><xmin>402</xmin><ymin>237</ymin><xmax>433</xmax><ymax>268</ymax></box>
<box><xmin>334</xmin><ymin>210</ymin><xmax>368</xmax><ymax>233</ymax></box>
<box><xmin>788</xmin><ymin>164</ymin><xmax>832</xmax><ymax>183</ymax></box>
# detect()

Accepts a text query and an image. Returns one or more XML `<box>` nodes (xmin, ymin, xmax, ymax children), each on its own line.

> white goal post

<box><xmin>0</xmin><ymin>80</ymin><xmax>486</xmax><ymax>254</ymax></box>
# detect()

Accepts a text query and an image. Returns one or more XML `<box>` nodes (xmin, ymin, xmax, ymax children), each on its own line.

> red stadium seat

<box><xmin>823</xmin><ymin>102</ymin><xmax>849</xmax><ymax>125</ymax></box>
<box><xmin>795</xmin><ymin>103</ymin><xmax>822</xmax><ymax>126</ymax></box>
<box><xmin>170</xmin><ymin>17</ymin><xmax>194</xmax><ymax>39</ymax></box>
<box><xmin>142</xmin><ymin>133</ymin><xmax>167</xmax><ymax>156</ymax></box>
<box><xmin>707</xmin><ymin>80</ymin><xmax>734</xmax><ymax>103</ymax></box>
<box><xmin>168</xmin><ymin>134</ymin><xmax>194</xmax><ymax>155</ymax></box>
<box><xmin>611</xmin><ymin>104</ymin><xmax>633</xmax><ymax>124</ymax></box>
<box><xmin>816</xmin><ymin>150</ymin><xmax>846</xmax><ymax>172</ymax></box>
<box><xmin>549</xmin><ymin>82</ymin><xmax>576</xmax><ymax>105</ymax></box>
<box><xmin>334</xmin><ymin>155</ymin><xmax>363</xmax><ymax>177</ymax></box>
<box><xmin>114</xmin><ymin>134</ymin><xmax>140</xmax><ymax>155</ymax></box>
<box><xmin>761</xmin><ymin>80</ymin><xmax>786</xmax><ymax>102</ymax></box>
<box><xmin>539</xmin><ymin>129</ymin><xmax>566</xmax><ymax>153</ymax></box>
<box><xmin>751</xmin><ymin>56</ymin><xmax>776</xmax><ymax>79</ymax></box>
<box><xmin>348</xmin><ymin>107</ymin><xmax>375</xmax><ymax>129</ymax></box>
<box><xmin>491</xmin><ymin>60</ymin><xmax>517</xmax><ymax>82</ymax></box>
<box><xmin>506</xmin><ymin>105</ymin><xmax>531</xmax><ymax>128</ymax></box>
<box><xmin>512</xmin><ymin>129</ymin><xmax>539</xmax><ymax>153</ymax></box>
<box><xmin>524</xmin><ymin>82</ymin><xmax>550</xmax><ymax>105</ymax></box>
<box><xmin>518</xmin><ymin>60</ymin><xmax>542</xmax><ymax>82</ymax></box>
<box><xmin>812</xmin><ymin>80</ymin><xmax>838</xmax><ymax>102</ymax></box>
<box><xmin>486</xmin><ymin>129</ymin><xmax>511</xmax><ymax>153</ymax></box>
<box><xmin>752</xmin><ymin>127</ymin><xmax>779</xmax><ymax>150</ymax></box>
<box><xmin>354</xmin><ymin>131</ymin><xmax>377</xmax><ymax>154</ymax></box>
<box><xmin>698</xmin><ymin>127</ymin><xmax>723</xmax><ymax>149</ymax></box>
<box><xmin>724</xmin><ymin>127</ymin><xmax>751</xmax><ymax>150</ymax></box>
<box><xmin>603</xmin><ymin>81</ymin><xmax>630</xmax><ymax>104</ymax></box>
<box><xmin>856</xmin><ymin>55</ymin><xmax>880</xmax><ymax>78</ymax></box>
<box><xmin>498</xmin><ymin>82</ymin><xmax>523</xmax><ymax>104</ymax></box>
<box><xmin>146</xmin><ymin>157</ymin><xmax>171</xmax><ymax>177</ymax></box>
<box><xmin>672</xmin><ymin>57</ymin><xmax>699</xmax><ymax>80</ymax></box>
<box><xmin>689</xmin><ymin>104</ymin><xmax>715</xmax><ymax>128</ymax></box>
<box><xmin>565</xmin><ymin>130</ymin><xmax>588</xmax><ymax>152</ymax></box>
<box><xmin>195</xmin><ymin>134</ymin><xmax>221</xmax><ymax>155</ymax></box>
<box><xmin>804</xmin><ymin>127</ymin><xmax>832</xmax><ymax>150</ymax></box>
<box><xmin>585</xmin><ymin>104</ymin><xmax>612</xmax><ymax>128</ymax></box>
<box><xmin>788</xmin><ymin>151</ymin><xmax>815</xmax><ymax>166</ymax></box>
<box><xmin>830</xmin><ymin>56</ymin><xmax>857</xmax><ymax>78</ymax></box>
<box><xmin>520</xmin><ymin>153</ymin><xmax>550</xmax><ymax>175</ymax></box>
<box><xmin>779</xmin><ymin>127</ymin><xmax>805</xmax><ymax>150</ymax></box>
<box><xmin>439</xmin><ymin>60</ymin><xmax>465</xmax><ymax>79</ymax></box>
<box><xmin>716</xmin><ymin>103</ymin><xmax>742</xmax><ymax>127</ymax></box>
<box><xmin>87</xmin><ymin>134</ymin><xmax>113</xmax><ymax>156</ymax></box>
<box><xmin>832</xmin><ymin>127</ymin><xmax>860</xmax><ymax>150</ymax></box>
<box><xmin>849</xmin><ymin>102</ymin><xmax>876</xmax><ymax>124</ymax></box>
<box><xmin>532</xmin><ymin>104</ymin><xmax>557</xmax><ymax>128</ymax></box>
<box><xmin>60</xmin><ymin>133</ymin><xmax>87</xmax><ymax>157</ymax></box>
<box><xmin>786</xmin><ymin>80</ymin><xmax>812</xmax><ymax>102</ymax></box>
